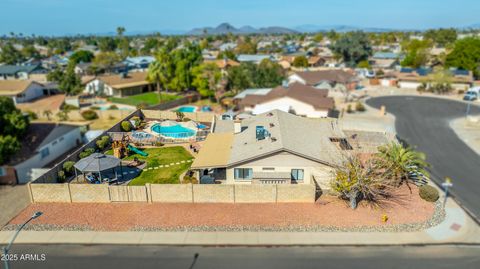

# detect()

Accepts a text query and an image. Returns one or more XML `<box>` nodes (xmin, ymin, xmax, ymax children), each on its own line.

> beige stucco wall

<box><xmin>128</xmin><ymin>186</ymin><xmax>148</xmax><ymax>202</ymax></box>
<box><xmin>142</xmin><ymin>110</ymin><xmax>214</xmax><ymax>123</ymax></box>
<box><xmin>234</xmin><ymin>185</ymin><xmax>277</xmax><ymax>203</ymax></box>
<box><xmin>193</xmin><ymin>185</ymin><xmax>234</xmax><ymax>203</ymax></box>
<box><xmin>150</xmin><ymin>184</ymin><xmax>193</xmax><ymax>203</ymax></box>
<box><xmin>69</xmin><ymin>184</ymin><xmax>110</xmax><ymax>203</ymax></box>
<box><xmin>30</xmin><ymin>184</ymin><xmax>71</xmax><ymax>203</ymax></box>
<box><xmin>225</xmin><ymin>151</ymin><xmax>335</xmax><ymax>188</ymax></box>
<box><xmin>276</xmin><ymin>184</ymin><xmax>316</xmax><ymax>203</ymax></box>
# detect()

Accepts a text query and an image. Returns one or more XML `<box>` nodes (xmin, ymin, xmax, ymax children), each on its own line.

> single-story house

<box><xmin>191</xmin><ymin>110</ymin><xmax>349</xmax><ymax>188</ymax></box>
<box><xmin>237</xmin><ymin>54</ymin><xmax>276</xmax><ymax>64</ymax></box>
<box><xmin>396</xmin><ymin>68</ymin><xmax>474</xmax><ymax>90</ymax></box>
<box><xmin>288</xmin><ymin>70</ymin><xmax>359</xmax><ymax>90</ymax></box>
<box><xmin>234</xmin><ymin>88</ymin><xmax>273</xmax><ymax>102</ymax></box>
<box><xmin>369</xmin><ymin>52</ymin><xmax>403</xmax><ymax>69</ymax></box>
<box><xmin>124</xmin><ymin>56</ymin><xmax>155</xmax><ymax>71</ymax></box>
<box><xmin>239</xmin><ymin>83</ymin><xmax>334</xmax><ymax>118</ymax></box>
<box><xmin>308</xmin><ymin>56</ymin><xmax>326</xmax><ymax>67</ymax></box>
<box><xmin>0</xmin><ymin>123</ymin><xmax>86</xmax><ymax>184</ymax></box>
<box><xmin>0</xmin><ymin>64</ymin><xmax>46</xmax><ymax>80</ymax></box>
<box><xmin>0</xmin><ymin>80</ymin><xmax>48</xmax><ymax>104</ymax></box>
<box><xmin>219</xmin><ymin>42</ymin><xmax>237</xmax><ymax>51</ymax></box>
<box><xmin>84</xmin><ymin>71</ymin><xmax>154</xmax><ymax>97</ymax></box>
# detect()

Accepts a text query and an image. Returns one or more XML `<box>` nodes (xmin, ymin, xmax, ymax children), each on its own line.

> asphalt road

<box><xmin>2</xmin><ymin>244</ymin><xmax>480</xmax><ymax>269</ymax></box>
<box><xmin>367</xmin><ymin>96</ymin><xmax>480</xmax><ymax>220</ymax></box>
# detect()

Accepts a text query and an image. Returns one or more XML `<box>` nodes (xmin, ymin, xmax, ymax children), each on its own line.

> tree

<box><xmin>69</xmin><ymin>50</ymin><xmax>94</xmax><ymax>64</ymax></box>
<box><xmin>236</xmin><ymin>39</ymin><xmax>257</xmax><ymax>54</ymax></box>
<box><xmin>331</xmin><ymin>31</ymin><xmax>372</xmax><ymax>67</ymax></box>
<box><xmin>58</xmin><ymin>63</ymin><xmax>82</xmax><ymax>95</ymax></box>
<box><xmin>227</xmin><ymin>60</ymin><xmax>284</xmax><ymax>92</ymax></box>
<box><xmin>0</xmin><ymin>97</ymin><xmax>29</xmax><ymax>164</ymax></box>
<box><xmin>116</xmin><ymin>26</ymin><xmax>126</xmax><ymax>37</ymax></box>
<box><xmin>21</xmin><ymin>45</ymin><xmax>40</xmax><ymax>60</ymax></box>
<box><xmin>98</xmin><ymin>37</ymin><xmax>117</xmax><ymax>52</ymax></box>
<box><xmin>424</xmin><ymin>28</ymin><xmax>457</xmax><ymax>47</ymax></box>
<box><xmin>256</xmin><ymin>59</ymin><xmax>285</xmax><ymax>87</ymax></box>
<box><xmin>375</xmin><ymin>142</ymin><xmax>429</xmax><ymax>189</ymax></box>
<box><xmin>0</xmin><ymin>43</ymin><xmax>24</xmax><ymax>64</ymax></box>
<box><xmin>0</xmin><ymin>135</ymin><xmax>21</xmax><ymax>165</ymax></box>
<box><xmin>357</xmin><ymin>60</ymin><xmax>371</xmax><ymax>69</ymax></box>
<box><xmin>43</xmin><ymin>110</ymin><xmax>52</xmax><ymax>121</ymax></box>
<box><xmin>400</xmin><ymin>39</ymin><xmax>431</xmax><ymax>68</ymax></box>
<box><xmin>445</xmin><ymin>37</ymin><xmax>480</xmax><ymax>78</ymax></box>
<box><xmin>313</xmin><ymin>33</ymin><xmax>324</xmax><ymax>43</ymax></box>
<box><xmin>192</xmin><ymin>62</ymin><xmax>222</xmax><ymax>101</ymax></box>
<box><xmin>93</xmin><ymin>51</ymin><xmax>121</xmax><ymax>70</ymax></box>
<box><xmin>217</xmin><ymin>50</ymin><xmax>237</xmax><ymax>61</ymax></box>
<box><xmin>292</xmin><ymin>56</ymin><xmax>309</xmax><ymax>67</ymax></box>
<box><xmin>147</xmin><ymin>48</ymin><xmax>175</xmax><ymax>102</ymax></box>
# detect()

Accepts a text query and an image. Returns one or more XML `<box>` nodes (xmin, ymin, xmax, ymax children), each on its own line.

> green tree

<box><xmin>69</xmin><ymin>50</ymin><xmax>94</xmax><ymax>64</ymax></box>
<box><xmin>98</xmin><ymin>37</ymin><xmax>117</xmax><ymax>52</ymax></box>
<box><xmin>400</xmin><ymin>39</ymin><xmax>431</xmax><ymax>68</ymax></box>
<box><xmin>0</xmin><ymin>97</ymin><xmax>29</xmax><ymax>164</ymax></box>
<box><xmin>217</xmin><ymin>50</ymin><xmax>237</xmax><ymax>61</ymax></box>
<box><xmin>331</xmin><ymin>31</ymin><xmax>372</xmax><ymax>67</ymax></box>
<box><xmin>445</xmin><ymin>37</ymin><xmax>480</xmax><ymax>77</ymax></box>
<box><xmin>147</xmin><ymin>48</ymin><xmax>174</xmax><ymax>101</ymax></box>
<box><xmin>0</xmin><ymin>43</ymin><xmax>24</xmax><ymax>64</ymax></box>
<box><xmin>357</xmin><ymin>60</ymin><xmax>371</xmax><ymax>69</ymax></box>
<box><xmin>313</xmin><ymin>33</ymin><xmax>324</xmax><ymax>43</ymax></box>
<box><xmin>424</xmin><ymin>28</ymin><xmax>457</xmax><ymax>47</ymax></box>
<box><xmin>293</xmin><ymin>56</ymin><xmax>309</xmax><ymax>67</ymax></box>
<box><xmin>21</xmin><ymin>44</ymin><xmax>40</xmax><ymax>60</ymax></box>
<box><xmin>0</xmin><ymin>135</ymin><xmax>21</xmax><ymax>165</ymax></box>
<box><xmin>192</xmin><ymin>62</ymin><xmax>222</xmax><ymax>101</ymax></box>
<box><xmin>93</xmin><ymin>51</ymin><xmax>121</xmax><ymax>70</ymax></box>
<box><xmin>59</xmin><ymin>63</ymin><xmax>82</xmax><ymax>95</ymax></box>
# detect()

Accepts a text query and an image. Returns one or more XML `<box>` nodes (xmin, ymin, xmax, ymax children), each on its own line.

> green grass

<box><xmin>108</xmin><ymin>92</ymin><xmax>182</xmax><ymax>107</ymax></box>
<box><xmin>106</xmin><ymin>147</ymin><xmax>193</xmax><ymax>185</ymax></box>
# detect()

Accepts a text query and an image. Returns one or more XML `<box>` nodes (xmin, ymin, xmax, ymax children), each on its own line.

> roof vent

<box><xmin>256</xmin><ymin>126</ymin><xmax>268</xmax><ymax>141</ymax></box>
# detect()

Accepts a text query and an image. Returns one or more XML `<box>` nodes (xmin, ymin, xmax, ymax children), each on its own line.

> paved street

<box><xmin>2</xmin><ymin>244</ymin><xmax>480</xmax><ymax>269</ymax></box>
<box><xmin>367</xmin><ymin>96</ymin><xmax>480</xmax><ymax>220</ymax></box>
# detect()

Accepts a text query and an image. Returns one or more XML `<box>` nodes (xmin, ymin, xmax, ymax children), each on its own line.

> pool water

<box><xmin>151</xmin><ymin>124</ymin><xmax>196</xmax><ymax>138</ymax></box>
<box><xmin>176</xmin><ymin>106</ymin><xmax>196</xmax><ymax>113</ymax></box>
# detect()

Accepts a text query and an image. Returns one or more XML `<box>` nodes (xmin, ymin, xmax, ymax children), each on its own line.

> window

<box><xmin>40</xmin><ymin>148</ymin><xmax>50</xmax><ymax>159</ymax></box>
<box><xmin>291</xmin><ymin>169</ymin><xmax>304</xmax><ymax>181</ymax></box>
<box><xmin>234</xmin><ymin>168</ymin><xmax>253</xmax><ymax>180</ymax></box>
<box><xmin>0</xmin><ymin>167</ymin><xmax>6</xmax><ymax>177</ymax></box>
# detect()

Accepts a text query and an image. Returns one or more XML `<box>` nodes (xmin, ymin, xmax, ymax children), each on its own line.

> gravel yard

<box><xmin>6</xmin><ymin>185</ymin><xmax>439</xmax><ymax>232</ymax></box>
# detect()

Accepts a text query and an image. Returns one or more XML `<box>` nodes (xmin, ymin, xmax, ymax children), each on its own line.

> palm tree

<box><xmin>375</xmin><ymin>142</ymin><xmax>429</xmax><ymax>190</ymax></box>
<box><xmin>147</xmin><ymin>48</ymin><xmax>173</xmax><ymax>103</ymax></box>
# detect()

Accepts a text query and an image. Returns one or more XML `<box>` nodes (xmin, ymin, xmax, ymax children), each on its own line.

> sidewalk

<box><xmin>450</xmin><ymin>117</ymin><xmax>480</xmax><ymax>156</ymax></box>
<box><xmin>1</xmin><ymin>198</ymin><xmax>478</xmax><ymax>246</ymax></box>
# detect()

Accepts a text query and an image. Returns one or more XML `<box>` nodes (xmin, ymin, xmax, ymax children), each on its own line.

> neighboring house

<box><xmin>84</xmin><ymin>71</ymin><xmax>154</xmax><ymax>97</ymax></box>
<box><xmin>191</xmin><ymin>110</ymin><xmax>349</xmax><ymax>188</ymax></box>
<box><xmin>219</xmin><ymin>42</ymin><xmax>237</xmax><ymax>51</ymax></box>
<box><xmin>0</xmin><ymin>123</ymin><xmax>85</xmax><ymax>184</ymax></box>
<box><xmin>396</xmin><ymin>68</ymin><xmax>474</xmax><ymax>90</ymax></box>
<box><xmin>237</xmin><ymin>54</ymin><xmax>275</xmax><ymax>64</ymax></box>
<box><xmin>233</xmin><ymin>88</ymin><xmax>273</xmax><ymax>103</ymax></box>
<box><xmin>288</xmin><ymin>70</ymin><xmax>359</xmax><ymax>90</ymax></box>
<box><xmin>239</xmin><ymin>83</ymin><xmax>334</xmax><ymax>118</ymax></box>
<box><xmin>124</xmin><ymin>56</ymin><xmax>155</xmax><ymax>71</ymax></box>
<box><xmin>74</xmin><ymin>62</ymin><xmax>93</xmax><ymax>75</ymax></box>
<box><xmin>369</xmin><ymin>52</ymin><xmax>403</xmax><ymax>69</ymax></box>
<box><xmin>308</xmin><ymin>56</ymin><xmax>326</xmax><ymax>67</ymax></box>
<box><xmin>0</xmin><ymin>64</ymin><xmax>46</xmax><ymax>80</ymax></box>
<box><xmin>0</xmin><ymin>80</ymin><xmax>48</xmax><ymax>104</ymax></box>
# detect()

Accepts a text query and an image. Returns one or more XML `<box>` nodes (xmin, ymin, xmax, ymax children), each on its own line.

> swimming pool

<box><xmin>176</xmin><ymin>106</ymin><xmax>197</xmax><ymax>113</ymax></box>
<box><xmin>151</xmin><ymin>123</ymin><xmax>196</xmax><ymax>138</ymax></box>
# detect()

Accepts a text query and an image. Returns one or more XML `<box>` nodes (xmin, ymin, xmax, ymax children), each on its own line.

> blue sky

<box><xmin>1</xmin><ymin>0</ymin><xmax>479</xmax><ymax>35</ymax></box>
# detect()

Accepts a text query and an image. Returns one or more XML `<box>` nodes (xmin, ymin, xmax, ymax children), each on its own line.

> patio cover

<box><xmin>74</xmin><ymin>153</ymin><xmax>121</xmax><ymax>172</ymax></box>
<box><xmin>191</xmin><ymin>133</ymin><xmax>234</xmax><ymax>169</ymax></box>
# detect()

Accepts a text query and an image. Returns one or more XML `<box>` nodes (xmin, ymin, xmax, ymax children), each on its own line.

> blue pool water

<box><xmin>176</xmin><ymin>106</ymin><xmax>196</xmax><ymax>113</ymax></box>
<box><xmin>151</xmin><ymin>124</ymin><xmax>196</xmax><ymax>138</ymax></box>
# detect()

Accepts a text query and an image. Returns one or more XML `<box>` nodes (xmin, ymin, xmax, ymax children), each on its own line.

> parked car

<box><xmin>463</xmin><ymin>87</ymin><xmax>480</xmax><ymax>101</ymax></box>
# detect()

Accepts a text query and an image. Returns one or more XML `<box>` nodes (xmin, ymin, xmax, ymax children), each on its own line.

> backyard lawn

<box><xmin>108</xmin><ymin>92</ymin><xmax>182</xmax><ymax>107</ymax></box>
<box><xmin>106</xmin><ymin>146</ymin><xmax>193</xmax><ymax>185</ymax></box>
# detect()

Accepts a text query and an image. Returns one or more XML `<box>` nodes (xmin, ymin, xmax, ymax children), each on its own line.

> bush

<box><xmin>109</xmin><ymin>105</ymin><xmax>119</xmax><ymax>110</ymax></box>
<box><xmin>26</xmin><ymin>111</ymin><xmax>38</xmax><ymax>120</ymax></box>
<box><xmin>182</xmin><ymin>117</ymin><xmax>191</xmax><ymax>122</ymax></box>
<box><xmin>183</xmin><ymin>175</ymin><xmax>198</xmax><ymax>184</ymax></box>
<box><xmin>419</xmin><ymin>185</ymin><xmax>439</xmax><ymax>202</ymax></box>
<box><xmin>56</xmin><ymin>110</ymin><xmax>69</xmax><ymax>121</ymax></box>
<box><xmin>81</xmin><ymin>110</ymin><xmax>98</xmax><ymax>120</ymax></box>
<box><xmin>130</xmin><ymin>116</ymin><xmax>141</xmax><ymax>128</ymax></box>
<box><xmin>96</xmin><ymin>135</ymin><xmax>111</xmax><ymax>150</ymax></box>
<box><xmin>62</xmin><ymin>104</ymin><xmax>79</xmax><ymax>111</ymax></box>
<box><xmin>346</xmin><ymin>104</ymin><xmax>353</xmax><ymax>113</ymax></box>
<box><xmin>79</xmin><ymin>147</ymin><xmax>95</xmax><ymax>159</ymax></box>
<box><xmin>63</xmin><ymin>161</ymin><xmax>75</xmax><ymax>174</ymax></box>
<box><xmin>121</xmin><ymin>121</ymin><xmax>131</xmax><ymax>132</ymax></box>
<box><xmin>57</xmin><ymin>170</ymin><xmax>66</xmax><ymax>183</ymax></box>
<box><xmin>136</xmin><ymin>102</ymin><xmax>148</xmax><ymax>109</ymax></box>
<box><xmin>355</xmin><ymin>102</ymin><xmax>366</xmax><ymax>112</ymax></box>
<box><xmin>90</xmin><ymin>106</ymin><xmax>100</xmax><ymax>110</ymax></box>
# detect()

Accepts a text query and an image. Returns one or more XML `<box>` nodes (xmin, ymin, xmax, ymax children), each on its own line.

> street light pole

<box><xmin>2</xmin><ymin>211</ymin><xmax>43</xmax><ymax>269</ymax></box>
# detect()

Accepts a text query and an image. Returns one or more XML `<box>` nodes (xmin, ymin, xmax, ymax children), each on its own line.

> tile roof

<box><xmin>240</xmin><ymin>83</ymin><xmax>334</xmax><ymax>110</ymax></box>
<box><xmin>294</xmin><ymin>70</ymin><xmax>357</xmax><ymax>85</ymax></box>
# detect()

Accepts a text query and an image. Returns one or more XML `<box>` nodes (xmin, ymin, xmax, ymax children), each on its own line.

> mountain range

<box><xmin>187</xmin><ymin>23</ymin><xmax>298</xmax><ymax>35</ymax></box>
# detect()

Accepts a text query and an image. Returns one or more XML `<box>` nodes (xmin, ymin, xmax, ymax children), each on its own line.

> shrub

<box><xmin>62</xmin><ymin>104</ymin><xmax>79</xmax><ymax>111</ymax></box>
<box><xmin>26</xmin><ymin>111</ymin><xmax>38</xmax><ymax>120</ymax></box>
<box><xmin>63</xmin><ymin>161</ymin><xmax>76</xmax><ymax>174</ymax></box>
<box><xmin>90</xmin><ymin>106</ymin><xmax>100</xmax><ymax>110</ymax></box>
<box><xmin>419</xmin><ymin>185</ymin><xmax>439</xmax><ymax>202</ymax></box>
<box><xmin>109</xmin><ymin>105</ymin><xmax>119</xmax><ymax>110</ymax></box>
<box><xmin>56</xmin><ymin>110</ymin><xmax>69</xmax><ymax>121</ymax></box>
<box><xmin>136</xmin><ymin>102</ymin><xmax>148</xmax><ymax>109</ymax></box>
<box><xmin>183</xmin><ymin>175</ymin><xmax>198</xmax><ymax>184</ymax></box>
<box><xmin>355</xmin><ymin>102</ymin><xmax>366</xmax><ymax>112</ymax></box>
<box><xmin>57</xmin><ymin>170</ymin><xmax>66</xmax><ymax>183</ymax></box>
<box><xmin>96</xmin><ymin>135</ymin><xmax>111</xmax><ymax>150</ymax></box>
<box><xmin>346</xmin><ymin>104</ymin><xmax>353</xmax><ymax>113</ymax></box>
<box><xmin>130</xmin><ymin>116</ymin><xmax>141</xmax><ymax>128</ymax></box>
<box><xmin>155</xmin><ymin>142</ymin><xmax>164</xmax><ymax>147</ymax></box>
<box><xmin>79</xmin><ymin>147</ymin><xmax>95</xmax><ymax>159</ymax></box>
<box><xmin>182</xmin><ymin>117</ymin><xmax>191</xmax><ymax>122</ymax></box>
<box><xmin>81</xmin><ymin>110</ymin><xmax>98</xmax><ymax>120</ymax></box>
<box><xmin>121</xmin><ymin>121</ymin><xmax>131</xmax><ymax>132</ymax></box>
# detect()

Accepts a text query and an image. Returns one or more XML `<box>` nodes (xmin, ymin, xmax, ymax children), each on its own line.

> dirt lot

<box><xmin>8</xmin><ymin>185</ymin><xmax>435</xmax><ymax>231</ymax></box>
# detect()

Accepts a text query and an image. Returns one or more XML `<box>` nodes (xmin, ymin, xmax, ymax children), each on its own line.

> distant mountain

<box><xmin>295</xmin><ymin>24</ymin><xmax>394</xmax><ymax>33</ymax></box>
<box><xmin>187</xmin><ymin>23</ymin><xmax>298</xmax><ymax>35</ymax></box>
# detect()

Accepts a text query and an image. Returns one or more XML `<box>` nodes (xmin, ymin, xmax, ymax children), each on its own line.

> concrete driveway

<box><xmin>367</xmin><ymin>96</ymin><xmax>480</xmax><ymax>221</ymax></box>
